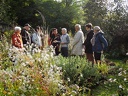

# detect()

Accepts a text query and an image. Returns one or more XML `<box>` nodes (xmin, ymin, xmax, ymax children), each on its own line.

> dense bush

<box><xmin>56</xmin><ymin>56</ymin><xmax>101</xmax><ymax>88</ymax></box>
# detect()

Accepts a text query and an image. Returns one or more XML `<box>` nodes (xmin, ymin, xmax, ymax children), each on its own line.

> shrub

<box><xmin>56</xmin><ymin>56</ymin><xmax>102</xmax><ymax>90</ymax></box>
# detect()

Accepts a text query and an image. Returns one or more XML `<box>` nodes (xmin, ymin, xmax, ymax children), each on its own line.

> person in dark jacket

<box><xmin>83</xmin><ymin>23</ymin><xmax>94</xmax><ymax>64</ymax></box>
<box><xmin>51</xmin><ymin>28</ymin><xmax>61</xmax><ymax>56</ymax></box>
<box><xmin>91</xmin><ymin>26</ymin><xmax>108</xmax><ymax>64</ymax></box>
<box><xmin>21</xmin><ymin>23</ymin><xmax>31</xmax><ymax>45</ymax></box>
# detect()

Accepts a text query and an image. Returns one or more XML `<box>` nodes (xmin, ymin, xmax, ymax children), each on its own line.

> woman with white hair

<box><xmin>12</xmin><ymin>26</ymin><xmax>23</xmax><ymax>48</ymax></box>
<box><xmin>60</xmin><ymin>28</ymin><xmax>70</xmax><ymax>57</ymax></box>
<box><xmin>91</xmin><ymin>26</ymin><xmax>108</xmax><ymax>64</ymax></box>
<box><xmin>71</xmin><ymin>24</ymin><xmax>84</xmax><ymax>56</ymax></box>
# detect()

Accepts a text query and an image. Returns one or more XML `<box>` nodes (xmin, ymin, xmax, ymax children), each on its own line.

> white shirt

<box><xmin>32</xmin><ymin>32</ymin><xmax>42</xmax><ymax>47</ymax></box>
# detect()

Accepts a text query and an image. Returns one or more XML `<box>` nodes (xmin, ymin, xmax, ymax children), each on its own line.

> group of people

<box><xmin>49</xmin><ymin>28</ymin><xmax>70</xmax><ymax>57</ymax></box>
<box><xmin>48</xmin><ymin>23</ymin><xmax>108</xmax><ymax>64</ymax></box>
<box><xmin>11</xmin><ymin>23</ymin><xmax>108</xmax><ymax>64</ymax></box>
<box><xmin>12</xmin><ymin>24</ymin><xmax>44</xmax><ymax>50</ymax></box>
<box><xmin>71</xmin><ymin>23</ymin><xmax>108</xmax><ymax>65</ymax></box>
<box><xmin>83</xmin><ymin>23</ymin><xmax>108</xmax><ymax>65</ymax></box>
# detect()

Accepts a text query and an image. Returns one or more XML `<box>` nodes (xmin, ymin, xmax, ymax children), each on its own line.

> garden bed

<box><xmin>0</xmin><ymin>36</ymin><xmax>128</xmax><ymax>96</ymax></box>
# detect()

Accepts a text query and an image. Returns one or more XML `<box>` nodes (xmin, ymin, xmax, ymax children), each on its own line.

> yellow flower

<box><xmin>3</xmin><ymin>90</ymin><xmax>7</xmax><ymax>94</ymax></box>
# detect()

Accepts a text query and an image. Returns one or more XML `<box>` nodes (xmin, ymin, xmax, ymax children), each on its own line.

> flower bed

<box><xmin>0</xmin><ymin>35</ymin><xmax>127</xmax><ymax>95</ymax></box>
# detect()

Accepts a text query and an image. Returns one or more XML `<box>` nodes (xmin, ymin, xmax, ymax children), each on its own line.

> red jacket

<box><xmin>12</xmin><ymin>32</ymin><xmax>23</xmax><ymax>48</ymax></box>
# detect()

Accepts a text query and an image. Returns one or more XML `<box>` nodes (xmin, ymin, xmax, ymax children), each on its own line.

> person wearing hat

<box><xmin>12</xmin><ymin>26</ymin><xmax>23</xmax><ymax>48</ymax></box>
<box><xmin>21</xmin><ymin>23</ymin><xmax>31</xmax><ymax>45</ymax></box>
<box><xmin>91</xmin><ymin>26</ymin><xmax>108</xmax><ymax>64</ymax></box>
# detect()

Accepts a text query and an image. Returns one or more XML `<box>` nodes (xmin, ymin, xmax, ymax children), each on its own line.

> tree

<box><xmin>83</xmin><ymin>0</ymin><xmax>107</xmax><ymax>26</ymax></box>
<box><xmin>83</xmin><ymin>0</ymin><xmax>128</xmax><ymax>58</ymax></box>
<box><xmin>102</xmin><ymin>0</ymin><xmax>128</xmax><ymax>58</ymax></box>
<box><xmin>0</xmin><ymin>0</ymin><xmax>11</xmax><ymax>24</ymax></box>
<box><xmin>5</xmin><ymin>0</ymin><xmax>41</xmax><ymax>26</ymax></box>
<box><xmin>0</xmin><ymin>0</ymin><xmax>85</xmax><ymax>32</ymax></box>
<box><xmin>39</xmin><ymin>0</ymin><xmax>84</xmax><ymax>32</ymax></box>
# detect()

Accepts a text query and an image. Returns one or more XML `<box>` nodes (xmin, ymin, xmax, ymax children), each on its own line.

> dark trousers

<box><xmin>55</xmin><ymin>46</ymin><xmax>60</xmax><ymax>56</ymax></box>
<box><xmin>94</xmin><ymin>52</ymin><xmax>101</xmax><ymax>64</ymax></box>
<box><xmin>61</xmin><ymin>47</ymin><xmax>68</xmax><ymax>57</ymax></box>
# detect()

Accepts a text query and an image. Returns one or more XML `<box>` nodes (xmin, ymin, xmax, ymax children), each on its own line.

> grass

<box><xmin>91</xmin><ymin>59</ymin><xmax>128</xmax><ymax>96</ymax></box>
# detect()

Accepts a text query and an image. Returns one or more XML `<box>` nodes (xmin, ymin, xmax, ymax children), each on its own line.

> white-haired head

<box><xmin>61</xmin><ymin>28</ymin><xmax>67</xmax><ymax>35</ymax></box>
<box><xmin>93</xmin><ymin>26</ymin><xmax>101</xmax><ymax>31</ymax></box>
<box><xmin>62</xmin><ymin>28</ymin><xmax>67</xmax><ymax>33</ymax></box>
<box><xmin>75</xmin><ymin>24</ymin><xmax>81</xmax><ymax>31</ymax></box>
<box><xmin>14</xmin><ymin>26</ymin><xmax>21</xmax><ymax>31</ymax></box>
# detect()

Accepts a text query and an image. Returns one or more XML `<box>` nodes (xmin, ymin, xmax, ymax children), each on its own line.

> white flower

<box><xmin>112</xmin><ymin>94</ymin><xmax>117</xmax><ymax>96</ymax></box>
<box><xmin>113</xmin><ymin>79</ymin><xmax>116</xmax><ymax>82</ymax></box>
<box><xmin>67</xmin><ymin>78</ymin><xmax>70</xmax><ymax>82</ymax></box>
<box><xmin>124</xmin><ymin>78</ymin><xmax>127</xmax><ymax>81</ymax></box>
<box><xmin>119</xmin><ymin>68</ymin><xmax>123</xmax><ymax>71</ymax></box>
<box><xmin>126</xmin><ymin>53</ymin><xmax>128</xmax><ymax>55</ymax></box>
<box><xmin>21</xmin><ymin>94</ymin><xmax>25</xmax><ymax>96</ymax></box>
<box><xmin>25</xmin><ymin>61</ymin><xmax>29</xmax><ymax>64</ymax></box>
<box><xmin>104</xmin><ymin>81</ymin><xmax>107</xmax><ymax>84</ymax></box>
<box><xmin>118</xmin><ymin>72</ymin><xmax>122</xmax><ymax>76</ymax></box>
<box><xmin>21</xmin><ymin>63</ymin><xmax>26</xmax><ymax>67</ymax></box>
<box><xmin>123</xmin><ymin>70</ymin><xmax>126</xmax><ymax>74</ymax></box>
<box><xmin>72</xmin><ymin>90</ymin><xmax>77</xmax><ymax>94</ymax></box>
<box><xmin>20</xmin><ymin>86</ymin><xmax>27</xmax><ymax>92</ymax></box>
<box><xmin>80</xmin><ymin>73</ymin><xmax>83</xmax><ymax>77</ymax></box>
<box><xmin>108</xmin><ymin>78</ymin><xmax>113</xmax><ymax>82</ymax></box>
<box><xmin>119</xmin><ymin>85</ymin><xmax>123</xmax><ymax>89</ymax></box>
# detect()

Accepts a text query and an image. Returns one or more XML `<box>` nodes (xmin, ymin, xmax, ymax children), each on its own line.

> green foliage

<box><xmin>3</xmin><ymin>30</ymin><xmax>13</xmax><ymax>43</ymax></box>
<box><xmin>83</xmin><ymin>0</ymin><xmax>107</xmax><ymax>26</ymax></box>
<box><xmin>91</xmin><ymin>60</ymin><xmax>128</xmax><ymax>96</ymax></box>
<box><xmin>97</xmin><ymin>63</ymin><xmax>109</xmax><ymax>74</ymax></box>
<box><xmin>0</xmin><ymin>0</ymin><xmax>85</xmax><ymax>30</ymax></box>
<box><xmin>40</xmin><ymin>0</ymin><xmax>84</xmax><ymax>30</ymax></box>
<box><xmin>0</xmin><ymin>0</ymin><xmax>11</xmax><ymax>23</ymax></box>
<box><xmin>56</xmin><ymin>56</ymin><xmax>101</xmax><ymax>90</ymax></box>
<box><xmin>0</xmin><ymin>35</ymin><xmax>13</xmax><ymax>69</ymax></box>
<box><xmin>83</xmin><ymin>0</ymin><xmax>128</xmax><ymax>58</ymax></box>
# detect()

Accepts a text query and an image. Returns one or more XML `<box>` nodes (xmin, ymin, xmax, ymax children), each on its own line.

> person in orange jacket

<box><xmin>12</xmin><ymin>26</ymin><xmax>23</xmax><ymax>48</ymax></box>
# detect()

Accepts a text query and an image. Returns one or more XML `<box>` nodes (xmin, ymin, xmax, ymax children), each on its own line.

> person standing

<box><xmin>49</xmin><ymin>28</ymin><xmax>55</xmax><ymax>45</ymax></box>
<box><xmin>51</xmin><ymin>28</ymin><xmax>61</xmax><ymax>56</ymax></box>
<box><xmin>32</xmin><ymin>26</ymin><xmax>42</xmax><ymax>48</ymax></box>
<box><xmin>71</xmin><ymin>24</ymin><xmax>84</xmax><ymax>56</ymax></box>
<box><xmin>12</xmin><ymin>26</ymin><xmax>23</xmax><ymax>48</ymax></box>
<box><xmin>91</xmin><ymin>26</ymin><xmax>108</xmax><ymax>64</ymax></box>
<box><xmin>83</xmin><ymin>23</ymin><xmax>94</xmax><ymax>64</ymax></box>
<box><xmin>21</xmin><ymin>23</ymin><xmax>31</xmax><ymax>45</ymax></box>
<box><xmin>60</xmin><ymin>28</ymin><xmax>70</xmax><ymax>57</ymax></box>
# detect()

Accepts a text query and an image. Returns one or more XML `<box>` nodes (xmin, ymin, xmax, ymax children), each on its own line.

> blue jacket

<box><xmin>92</xmin><ymin>32</ymin><xmax>108</xmax><ymax>52</ymax></box>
